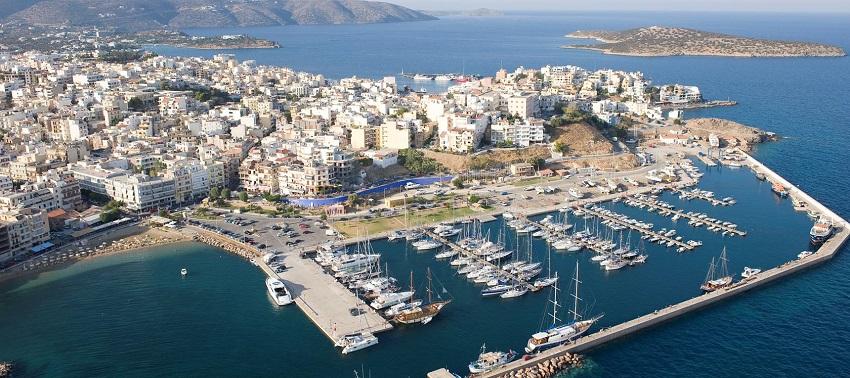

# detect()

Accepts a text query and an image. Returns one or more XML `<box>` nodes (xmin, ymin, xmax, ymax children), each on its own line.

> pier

<box><xmin>474</xmin><ymin>153</ymin><xmax>849</xmax><ymax>378</ymax></box>
<box><xmin>190</xmin><ymin>227</ymin><xmax>393</xmax><ymax>344</ymax></box>
<box><xmin>577</xmin><ymin>206</ymin><xmax>696</xmax><ymax>251</ymax></box>
<box><xmin>423</xmin><ymin>229</ymin><xmax>537</xmax><ymax>291</ymax></box>
<box><xmin>625</xmin><ymin>195</ymin><xmax>747</xmax><ymax>237</ymax></box>
<box><xmin>672</xmin><ymin>188</ymin><xmax>735</xmax><ymax>206</ymax></box>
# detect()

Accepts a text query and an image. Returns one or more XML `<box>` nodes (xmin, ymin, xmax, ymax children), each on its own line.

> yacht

<box><xmin>388</xmin><ymin>230</ymin><xmax>405</xmax><ymax>241</ymax></box>
<box><xmin>741</xmin><ymin>267</ymin><xmax>761</xmax><ymax>280</ymax></box>
<box><xmin>265</xmin><ymin>277</ymin><xmax>293</xmax><ymax>306</ymax></box>
<box><xmin>434</xmin><ymin>75</ymin><xmax>453</xmax><ymax>82</ymax></box>
<box><xmin>798</xmin><ymin>251</ymin><xmax>814</xmax><ymax>260</ymax></box>
<box><xmin>810</xmin><ymin>217</ymin><xmax>834</xmax><ymax>245</ymax></box>
<box><xmin>500</xmin><ymin>285</ymin><xmax>528</xmax><ymax>298</ymax></box>
<box><xmin>412</xmin><ymin>74</ymin><xmax>431</xmax><ymax>81</ymax></box>
<box><xmin>415</xmin><ymin>239</ymin><xmax>443</xmax><ymax>251</ymax></box>
<box><xmin>568</xmin><ymin>188</ymin><xmax>584</xmax><ymax>199</ymax></box>
<box><xmin>481</xmin><ymin>284</ymin><xmax>513</xmax><ymax>297</ymax></box>
<box><xmin>603</xmin><ymin>258</ymin><xmax>627</xmax><ymax>271</ymax></box>
<box><xmin>525</xmin><ymin>262</ymin><xmax>602</xmax><ymax>353</ymax></box>
<box><xmin>180</xmin><ymin>268</ymin><xmax>188</xmax><ymax>277</ymax></box>
<box><xmin>435</xmin><ymin>249</ymin><xmax>459</xmax><ymax>259</ymax></box>
<box><xmin>468</xmin><ymin>344</ymin><xmax>517</xmax><ymax>374</ymax></box>
<box><xmin>337</xmin><ymin>332</ymin><xmax>378</xmax><ymax>354</ymax></box>
<box><xmin>370</xmin><ymin>291</ymin><xmax>415</xmax><ymax>310</ymax></box>
<box><xmin>384</xmin><ymin>300</ymin><xmax>423</xmax><ymax>317</ymax></box>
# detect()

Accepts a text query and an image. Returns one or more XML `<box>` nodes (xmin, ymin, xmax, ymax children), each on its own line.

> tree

<box><xmin>239</xmin><ymin>191</ymin><xmax>249</xmax><ymax>202</ymax></box>
<box><xmin>209</xmin><ymin>187</ymin><xmax>220</xmax><ymax>201</ymax></box>
<box><xmin>346</xmin><ymin>194</ymin><xmax>359</xmax><ymax>207</ymax></box>
<box><xmin>127</xmin><ymin>97</ymin><xmax>143</xmax><ymax>111</ymax></box>
<box><xmin>452</xmin><ymin>177</ymin><xmax>464</xmax><ymax>189</ymax></box>
<box><xmin>553</xmin><ymin>141</ymin><xmax>566</xmax><ymax>154</ymax></box>
<box><xmin>221</xmin><ymin>188</ymin><xmax>231</xmax><ymax>199</ymax></box>
<box><xmin>320</xmin><ymin>213</ymin><xmax>328</xmax><ymax>221</ymax></box>
<box><xmin>527</xmin><ymin>157</ymin><xmax>546</xmax><ymax>169</ymax></box>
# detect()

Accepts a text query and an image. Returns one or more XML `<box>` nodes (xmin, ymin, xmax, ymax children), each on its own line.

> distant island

<box><xmin>563</xmin><ymin>26</ymin><xmax>846</xmax><ymax>57</ymax></box>
<box><xmin>1</xmin><ymin>0</ymin><xmax>436</xmax><ymax>31</ymax></box>
<box><xmin>424</xmin><ymin>8</ymin><xmax>504</xmax><ymax>17</ymax></box>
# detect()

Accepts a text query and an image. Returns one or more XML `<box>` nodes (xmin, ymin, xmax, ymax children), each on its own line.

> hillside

<box><xmin>564</xmin><ymin>26</ymin><xmax>846</xmax><ymax>57</ymax></box>
<box><xmin>2</xmin><ymin>0</ymin><xmax>436</xmax><ymax>31</ymax></box>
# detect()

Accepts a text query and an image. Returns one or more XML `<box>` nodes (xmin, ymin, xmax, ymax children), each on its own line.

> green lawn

<box><xmin>512</xmin><ymin>176</ymin><xmax>558</xmax><ymax>187</ymax></box>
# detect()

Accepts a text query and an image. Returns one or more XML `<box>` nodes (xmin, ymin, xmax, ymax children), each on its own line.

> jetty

<box><xmin>625</xmin><ymin>195</ymin><xmax>747</xmax><ymax>237</ymax></box>
<box><xmin>577</xmin><ymin>205</ymin><xmax>695</xmax><ymax>251</ymax></box>
<box><xmin>474</xmin><ymin>153</ymin><xmax>849</xmax><ymax>378</ymax></box>
<box><xmin>423</xmin><ymin>229</ymin><xmax>536</xmax><ymax>291</ymax></box>
<box><xmin>190</xmin><ymin>227</ymin><xmax>392</xmax><ymax>344</ymax></box>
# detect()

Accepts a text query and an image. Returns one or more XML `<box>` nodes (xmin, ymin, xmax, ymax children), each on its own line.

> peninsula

<box><xmin>563</xmin><ymin>26</ymin><xmax>846</xmax><ymax>57</ymax></box>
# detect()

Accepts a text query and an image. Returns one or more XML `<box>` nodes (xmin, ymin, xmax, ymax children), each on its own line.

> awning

<box><xmin>31</xmin><ymin>242</ymin><xmax>55</xmax><ymax>253</ymax></box>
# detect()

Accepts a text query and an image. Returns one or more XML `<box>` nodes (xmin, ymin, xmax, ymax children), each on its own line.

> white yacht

<box><xmin>500</xmin><ymin>285</ymin><xmax>528</xmax><ymax>298</ymax></box>
<box><xmin>415</xmin><ymin>239</ymin><xmax>443</xmax><ymax>251</ymax></box>
<box><xmin>412</xmin><ymin>74</ymin><xmax>431</xmax><ymax>81</ymax></box>
<box><xmin>370</xmin><ymin>291</ymin><xmax>415</xmax><ymax>310</ymax></box>
<box><xmin>434</xmin><ymin>75</ymin><xmax>453</xmax><ymax>82</ymax></box>
<box><xmin>180</xmin><ymin>268</ymin><xmax>187</xmax><ymax>277</ymax></box>
<box><xmin>337</xmin><ymin>332</ymin><xmax>378</xmax><ymax>354</ymax></box>
<box><xmin>741</xmin><ymin>267</ymin><xmax>761</xmax><ymax>279</ymax></box>
<box><xmin>568</xmin><ymin>188</ymin><xmax>584</xmax><ymax>199</ymax></box>
<box><xmin>265</xmin><ymin>277</ymin><xmax>293</xmax><ymax>306</ymax></box>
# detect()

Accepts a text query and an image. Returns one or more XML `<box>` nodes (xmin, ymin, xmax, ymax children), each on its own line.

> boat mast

<box><xmin>570</xmin><ymin>261</ymin><xmax>582</xmax><ymax>321</ymax></box>
<box><xmin>426</xmin><ymin>267</ymin><xmax>433</xmax><ymax>304</ymax></box>
<box><xmin>719</xmin><ymin>247</ymin><xmax>729</xmax><ymax>278</ymax></box>
<box><xmin>704</xmin><ymin>257</ymin><xmax>716</xmax><ymax>283</ymax></box>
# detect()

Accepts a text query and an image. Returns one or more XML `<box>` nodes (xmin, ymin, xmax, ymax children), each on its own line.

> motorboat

<box><xmin>337</xmin><ymin>332</ymin><xmax>378</xmax><ymax>354</ymax></box>
<box><xmin>468</xmin><ymin>344</ymin><xmax>517</xmax><ymax>374</ymax></box>
<box><xmin>741</xmin><ymin>267</ymin><xmax>761</xmax><ymax>280</ymax></box>
<box><xmin>265</xmin><ymin>277</ymin><xmax>293</xmax><ymax>306</ymax></box>
<box><xmin>481</xmin><ymin>284</ymin><xmax>512</xmax><ymax>297</ymax></box>
<box><xmin>384</xmin><ymin>300</ymin><xmax>424</xmax><ymax>317</ymax></box>
<box><xmin>370</xmin><ymin>291</ymin><xmax>415</xmax><ymax>309</ymax></box>
<box><xmin>180</xmin><ymin>268</ymin><xmax>188</xmax><ymax>277</ymax></box>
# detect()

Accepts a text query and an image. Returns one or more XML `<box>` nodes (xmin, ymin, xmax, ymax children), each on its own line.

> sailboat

<box><xmin>392</xmin><ymin>268</ymin><xmax>451</xmax><ymax>325</ymax></box>
<box><xmin>525</xmin><ymin>262</ymin><xmax>603</xmax><ymax>353</ymax></box>
<box><xmin>533</xmin><ymin>244</ymin><xmax>558</xmax><ymax>289</ymax></box>
<box><xmin>700</xmin><ymin>247</ymin><xmax>733</xmax><ymax>292</ymax></box>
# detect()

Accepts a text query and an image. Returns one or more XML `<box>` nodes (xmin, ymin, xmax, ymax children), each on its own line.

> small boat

<box><xmin>435</xmin><ymin>249</ymin><xmax>459</xmax><ymax>259</ymax></box>
<box><xmin>810</xmin><ymin>217</ymin><xmax>835</xmax><ymax>246</ymax></box>
<box><xmin>533</xmin><ymin>275</ymin><xmax>558</xmax><ymax>289</ymax></box>
<box><xmin>265</xmin><ymin>277</ymin><xmax>293</xmax><ymax>306</ymax></box>
<box><xmin>741</xmin><ymin>267</ymin><xmax>761</xmax><ymax>280</ymax></box>
<box><xmin>481</xmin><ymin>284</ymin><xmax>512</xmax><ymax>297</ymax></box>
<box><xmin>798</xmin><ymin>251</ymin><xmax>814</xmax><ymax>260</ymax></box>
<box><xmin>388</xmin><ymin>230</ymin><xmax>405</xmax><ymax>241</ymax></box>
<box><xmin>180</xmin><ymin>268</ymin><xmax>188</xmax><ymax>277</ymax></box>
<box><xmin>337</xmin><ymin>332</ymin><xmax>378</xmax><ymax>354</ymax></box>
<box><xmin>500</xmin><ymin>285</ymin><xmax>528</xmax><ymax>298</ymax></box>
<box><xmin>384</xmin><ymin>300</ymin><xmax>423</xmax><ymax>317</ymax></box>
<box><xmin>468</xmin><ymin>344</ymin><xmax>517</xmax><ymax>374</ymax></box>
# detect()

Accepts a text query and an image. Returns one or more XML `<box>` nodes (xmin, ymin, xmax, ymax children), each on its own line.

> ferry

<box><xmin>809</xmin><ymin>217</ymin><xmax>834</xmax><ymax>245</ymax></box>
<box><xmin>265</xmin><ymin>277</ymin><xmax>293</xmax><ymax>306</ymax></box>
<box><xmin>468</xmin><ymin>344</ymin><xmax>517</xmax><ymax>374</ymax></box>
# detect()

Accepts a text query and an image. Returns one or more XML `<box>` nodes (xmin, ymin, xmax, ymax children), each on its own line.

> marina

<box><xmin>471</xmin><ymin>153</ymin><xmax>848</xmax><ymax>377</ymax></box>
<box><xmin>623</xmin><ymin>194</ymin><xmax>748</xmax><ymax>237</ymax></box>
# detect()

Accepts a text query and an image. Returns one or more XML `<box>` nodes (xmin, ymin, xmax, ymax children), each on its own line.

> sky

<box><xmin>392</xmin><ymin>0</ymin><xmax>850</xmax><ymax>13</ymax></box>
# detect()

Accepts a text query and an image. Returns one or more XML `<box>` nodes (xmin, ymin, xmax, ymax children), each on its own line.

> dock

<box><xmin>625</xmin><ymin>195</ymin><xmax>747</xmax><ymax>237</ymax></box>
<box><xmin>672</xmin><ymin>188</ymin><xmax>735</xmax><ymax>206</ymax></box>
<box><xmin>577</xmin><ymin>205</ymin><xmax>696</xmax><ymax>251</ymax></box>
<box><xmin>423</xmin><ymin>229</ymin><xmax>537</xmax><ymax>291</ymax></box>
<box><xmin>191</xmin><ymin>227</ymin><xmax>392</xmax><ymax>344</ymax></box>
<box><xmin>474</xmin><ymin>153</ymin><xmax>849</xmax><ymax>378</ymax></box>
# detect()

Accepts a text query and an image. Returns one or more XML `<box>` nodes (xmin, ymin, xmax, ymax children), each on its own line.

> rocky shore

<box><xmin>494</xmin><ymin>353</ymin><xmax>582</xmax><ymax>378</ymax></box>
<box><xmin>564</xmin><ymin>26</ymin><xmax>846</xmax><ymax>57</ymax></box>
<box><xmin>0</xmin><ymin>361</ymin><xmax>12</xmax><ymax>377</ymax></box>
<box><xmin>192</xmin><ymin>232</ymin><xmax>261</xmax><ymax>262</ymax></box>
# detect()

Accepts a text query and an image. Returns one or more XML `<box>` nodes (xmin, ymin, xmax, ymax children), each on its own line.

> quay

<box><xmin>475</xmin><ymin>154</ymin><xmax>849</xmax><ymax>378</ymax></box>
<box><xmin>697</xmin><ymin>154</ymin><xmax>718</xmax><ymax>167</ymax></box>
<box><xmin>190</xmin><ymin>226</ymin><xmax>393</xmax><ymax>344</ymax></box>
<box><xmin>576</xmin><ymin>205</ymin><xmax>696</xmax><ymax>251</ymax></box>
<box><xmin>624</xmin><ymin>195</ymin><xmax>747</xmax><ymax>237</ymax></box>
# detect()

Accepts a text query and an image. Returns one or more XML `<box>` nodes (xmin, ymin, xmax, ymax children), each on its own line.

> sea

<box><xmin>3</xmin><ymin>11</ymin><xmax>850</xmax><ymax>377</ymax></box>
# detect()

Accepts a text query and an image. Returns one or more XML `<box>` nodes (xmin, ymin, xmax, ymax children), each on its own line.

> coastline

<box><xmin>0</xmin><ymin>226</ymin><xmax>191</xmax><ymax>284</ymax></box>
<box><xmin>560</xmin><ymin>45</ymin><xmax>847</xmax><ymax>58</ymax></box>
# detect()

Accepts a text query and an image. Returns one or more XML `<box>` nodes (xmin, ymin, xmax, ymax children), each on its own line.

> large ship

<box><xmin>265</xmin><ymin>277</ymin><xmax>293</xmax><ymax>306</ymax></box>
<box><xmin>810</xmin><ymin>217</ymin><xmax>834</xmax><ymax>245</ymax></box>
<box><xmin>524</xmin><ymin>262</ymin><xmax>602</xmax><ymax>353</ymax></box>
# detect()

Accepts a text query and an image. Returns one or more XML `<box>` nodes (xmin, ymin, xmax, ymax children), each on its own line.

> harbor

<box><xmin>469</xmin><ymin>152</ymin><xmax>848</xmax><ymax>377</ymax></box>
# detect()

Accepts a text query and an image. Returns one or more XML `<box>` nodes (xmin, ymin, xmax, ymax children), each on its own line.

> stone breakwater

<box><xmin>191</xmin><ymin>232</ymin><xmax>260</xmax><ymax>261</ymax></box>
<box><xmin>490</xmin><ymin>354</ymin><xmax>582</xmax><ymax>378</ymax></box>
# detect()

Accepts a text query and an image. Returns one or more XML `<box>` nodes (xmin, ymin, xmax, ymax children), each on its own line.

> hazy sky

<box><xmin>393</xmin><ymin>0</ymin><xmax>850</xmax><ymax>12</ymax></box>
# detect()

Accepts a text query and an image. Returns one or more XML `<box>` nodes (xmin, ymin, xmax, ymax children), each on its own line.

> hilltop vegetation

<box><xmin>2</xmin><ymin>0</ymin><xmax>436</xmax><ymax>32</ymax></box>
<box><xmin>565</xmin><ymin>26</ymin><xmax>846</xmax><ymax>57</ymax></box>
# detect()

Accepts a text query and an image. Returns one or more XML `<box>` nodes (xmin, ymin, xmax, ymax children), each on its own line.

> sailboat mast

<box><xmin>571</xmin><ymin>261</ymin><xmax>582</xmax><ymax>321</ymax></box>
<box><xmin>426</xmin><ymin>267</ymin><xmax>433</xmax><ymax>304</ymax></box>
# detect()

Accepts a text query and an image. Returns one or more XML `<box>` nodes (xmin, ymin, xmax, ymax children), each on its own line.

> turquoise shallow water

<box><xmin>3</xmin><ymin>11</ymin><xmax>850</xmax><ymax>377</ymax></box>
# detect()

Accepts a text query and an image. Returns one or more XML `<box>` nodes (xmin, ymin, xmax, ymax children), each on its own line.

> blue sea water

<box><xmin>3</xmin><ymin>11</ymin><xmax>850</xmax><ymax>377</ymax></box>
